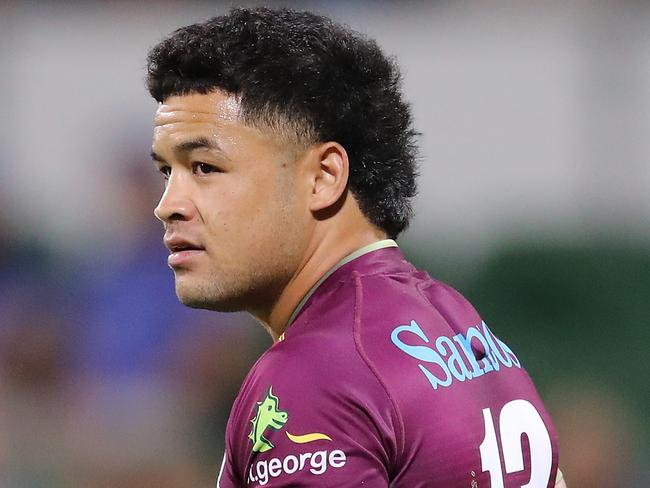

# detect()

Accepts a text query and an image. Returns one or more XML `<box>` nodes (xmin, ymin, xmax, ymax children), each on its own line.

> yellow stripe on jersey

<box><xmin>286</xmin><ymin>431</ymin><xmax>332</xmax><ymax>443</ymax></box>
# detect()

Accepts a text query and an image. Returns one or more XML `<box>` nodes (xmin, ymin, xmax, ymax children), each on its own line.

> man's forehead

<box><xmin>154</xmin><ymin>91</ymin><xmax>241</xmax><ymax>127</ymax></box>
<box><xmin>151</xmin><ymin>91</ymin><xmax>295</xmax><ymax>159</ymax></box>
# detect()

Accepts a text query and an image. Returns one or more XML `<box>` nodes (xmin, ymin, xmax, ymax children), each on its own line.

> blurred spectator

<box><xmin>165</xmin><ymin>314</ymin><xmax>267</xmax><ymax>466</ymax></box>
<box><xmin>0</xmin><ymin>194</ymin><xmax>55</xmax><ymax>321</ymax></box>
<box><xmin>0</xmin><ymin>300</ymin><xmax>73</xmax><ymax>487</ymax></box>
<box><xmin>549</xmin><ymin>381</ymin><xmax>645</xmax><ymax>488</ymax></box>
<box><xmin>57</xmin><ymin>149</ymin><xmax>269</xmax><ymax>485</ymax></box>
<box><xmin>70</xmin><ymin>153</ymin><xmax>212</xmax><ymax>378</ymax></box>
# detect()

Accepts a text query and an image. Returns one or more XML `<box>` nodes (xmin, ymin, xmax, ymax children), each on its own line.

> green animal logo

<box><xmin>249</xmin><ymin>386</ymin><xmax>289</xmax><ymax>453</ymax></box>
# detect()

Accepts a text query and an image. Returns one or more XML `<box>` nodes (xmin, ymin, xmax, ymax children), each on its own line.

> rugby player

<box><xmin>147</xmin><ymin>7</ymin><xmax>566</xmax><ymax>487</ymax></box>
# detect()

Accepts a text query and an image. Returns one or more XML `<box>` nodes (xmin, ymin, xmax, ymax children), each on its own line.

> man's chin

<box><xmin>175</xmin><ymin>284</ymin><xmax>244</xmax><ymax>313</ymax></box>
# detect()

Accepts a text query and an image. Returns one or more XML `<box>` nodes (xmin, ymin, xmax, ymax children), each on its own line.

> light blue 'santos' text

<box><xmin>391</xmin><ymin>320</ymin><xmax>521</xmax><ymax>390</ymax></box>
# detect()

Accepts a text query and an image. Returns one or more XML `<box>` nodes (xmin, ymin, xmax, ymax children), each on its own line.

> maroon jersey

<box><xmin>217</xmin><ymin>241</ymin><xmax>559</xmax><ymax>487</ymax></box>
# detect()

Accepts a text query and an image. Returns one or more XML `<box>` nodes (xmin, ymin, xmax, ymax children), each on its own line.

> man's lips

<box><xmin>164</xmin><ymin>235</ymin><xmax>204</xmax><ymax>253</ymax></box>
<box><xmin>167</xmin><ymin>249</ymin><xmax>205</xmax><ymax>268</ymax></box>
<box><xmin>164</xmin><ymin>236</ymin><xmax>206</xmax><ymax>268</ymax></box>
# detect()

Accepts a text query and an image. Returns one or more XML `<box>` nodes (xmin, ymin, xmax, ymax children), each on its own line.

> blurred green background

<box><xmin>0</xmin><ymin>1</ymin><xmax>648</xmax><ymax>487</ymax></box>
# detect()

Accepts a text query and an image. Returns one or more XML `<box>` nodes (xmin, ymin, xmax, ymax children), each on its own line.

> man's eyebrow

<box><xmin>150</xmin><ymin>137</ymin><xmax>222</xmax><ymax>164</ymax></box>
<box><xmin>150</xmin><ymin>150</ymin><xmax>165</xmax><ymax>163</ymax></box>
<box><xmin>174</xmin><ymin>137</ymin><xmax>222</xmax><ymax>155</ymax></box>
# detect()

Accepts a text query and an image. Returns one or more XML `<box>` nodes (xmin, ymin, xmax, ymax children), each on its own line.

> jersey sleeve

<box><xmin>222</xmin><ymin>340</ymin><xmax>401</xmax><ymax>487</ymax></box>
<box><xmin>216</xmin><ymin>448</ymin><xmax>240</xmax><ymax>488</ymax></box>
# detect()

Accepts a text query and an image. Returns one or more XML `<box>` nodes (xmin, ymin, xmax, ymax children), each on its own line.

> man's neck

<box><xmin>257</xmin><ymin>225</ymin><xmax>387</xmax><ymax>342</ymax></box>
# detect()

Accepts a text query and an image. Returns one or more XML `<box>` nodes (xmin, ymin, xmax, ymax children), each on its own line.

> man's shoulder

<box><xmin>225</xmin><ymin>322</ymin><xmax>400</xmax><ymax>484</ymax></box>
<box><xmin>298</xmin><ymin>257</ymin><xmax>460</xmax><ymax>324</ymax></box>
<box><xmin>360</xmin><ymin>263</ymin><xmax>475</xmax><ymax>308</ymax></box>
<box><xmin>242</xmin><ymin>321</ymin><xmax>376</xmax><ymax>401</ymax></box>
<box><xmin>255</xmin><ymin>262</ymin><xmax>479</xmax><ymax>388</ymax></box>
<box><xmin>228</xmin><ymin>274</ymin><xmax>402</xmax><ymax>438</ymax></box>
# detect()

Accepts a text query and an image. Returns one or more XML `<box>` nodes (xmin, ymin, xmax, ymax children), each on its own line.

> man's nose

<box><xmin>154</xmin><ymin>177</ymin><xmax>197</xmax><ymax>223</ymax></box>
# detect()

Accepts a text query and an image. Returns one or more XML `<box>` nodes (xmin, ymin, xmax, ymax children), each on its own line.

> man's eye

<box><xmin>159</xmin><ymin>166</ymin><xmax>171</xmax><ymax>179</ymax></box>
<box><xmin>194</xmin><ymin>162</ymin><xmax>221</xmax><ymax>175</ymax></box>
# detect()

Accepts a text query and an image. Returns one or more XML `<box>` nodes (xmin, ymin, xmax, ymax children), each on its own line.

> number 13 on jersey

<box><xmin>479</xmin><ymin>399</ymin><xmax>553</xmax><ymax>488</ymax></box>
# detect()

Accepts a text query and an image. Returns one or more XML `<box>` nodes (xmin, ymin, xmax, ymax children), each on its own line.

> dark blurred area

<box><xmin>407</xmin><ymin>241</ymin><xmax>650</xmax><ymax>487</ymax></box>
<box><xmin>0</xmin><ymin>153</ymin><xmax>268</xmax><ymax>487</ymax></box>
<box><xmin>0</xmin><ymin>1</ymin><xmax>648</xmax><ymax>486</ymax></box>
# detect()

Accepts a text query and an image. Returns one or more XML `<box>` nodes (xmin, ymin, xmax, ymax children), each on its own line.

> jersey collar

<box><xmin>283</xmin><ymin>239</ymin><xmax>398</xmax><ymax>332</ymax></box>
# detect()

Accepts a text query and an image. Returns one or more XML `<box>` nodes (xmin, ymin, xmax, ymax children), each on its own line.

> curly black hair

<box><xmin>147</xmin><ymin>7</ymin><xmax>418</xmax><ymax>238</ymax></box>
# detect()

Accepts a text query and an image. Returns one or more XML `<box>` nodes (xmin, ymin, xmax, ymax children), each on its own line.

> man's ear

<box><xmin>308</xmin><ymin>141</ymin><xmax>349</xmax><ymax>213</ymax></box>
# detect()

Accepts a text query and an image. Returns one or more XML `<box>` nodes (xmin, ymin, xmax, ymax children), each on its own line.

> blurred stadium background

<box><xmin>0</xmin><ymin>1</ymin><xmax>648</xmax><ymax>486</ymax></box>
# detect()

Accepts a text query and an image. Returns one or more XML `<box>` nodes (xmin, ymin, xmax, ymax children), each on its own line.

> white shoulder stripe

<box><xmin>216</xmin><ymin>452</ymin><xmax>227</xmax><ymax>488</ymax></box>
